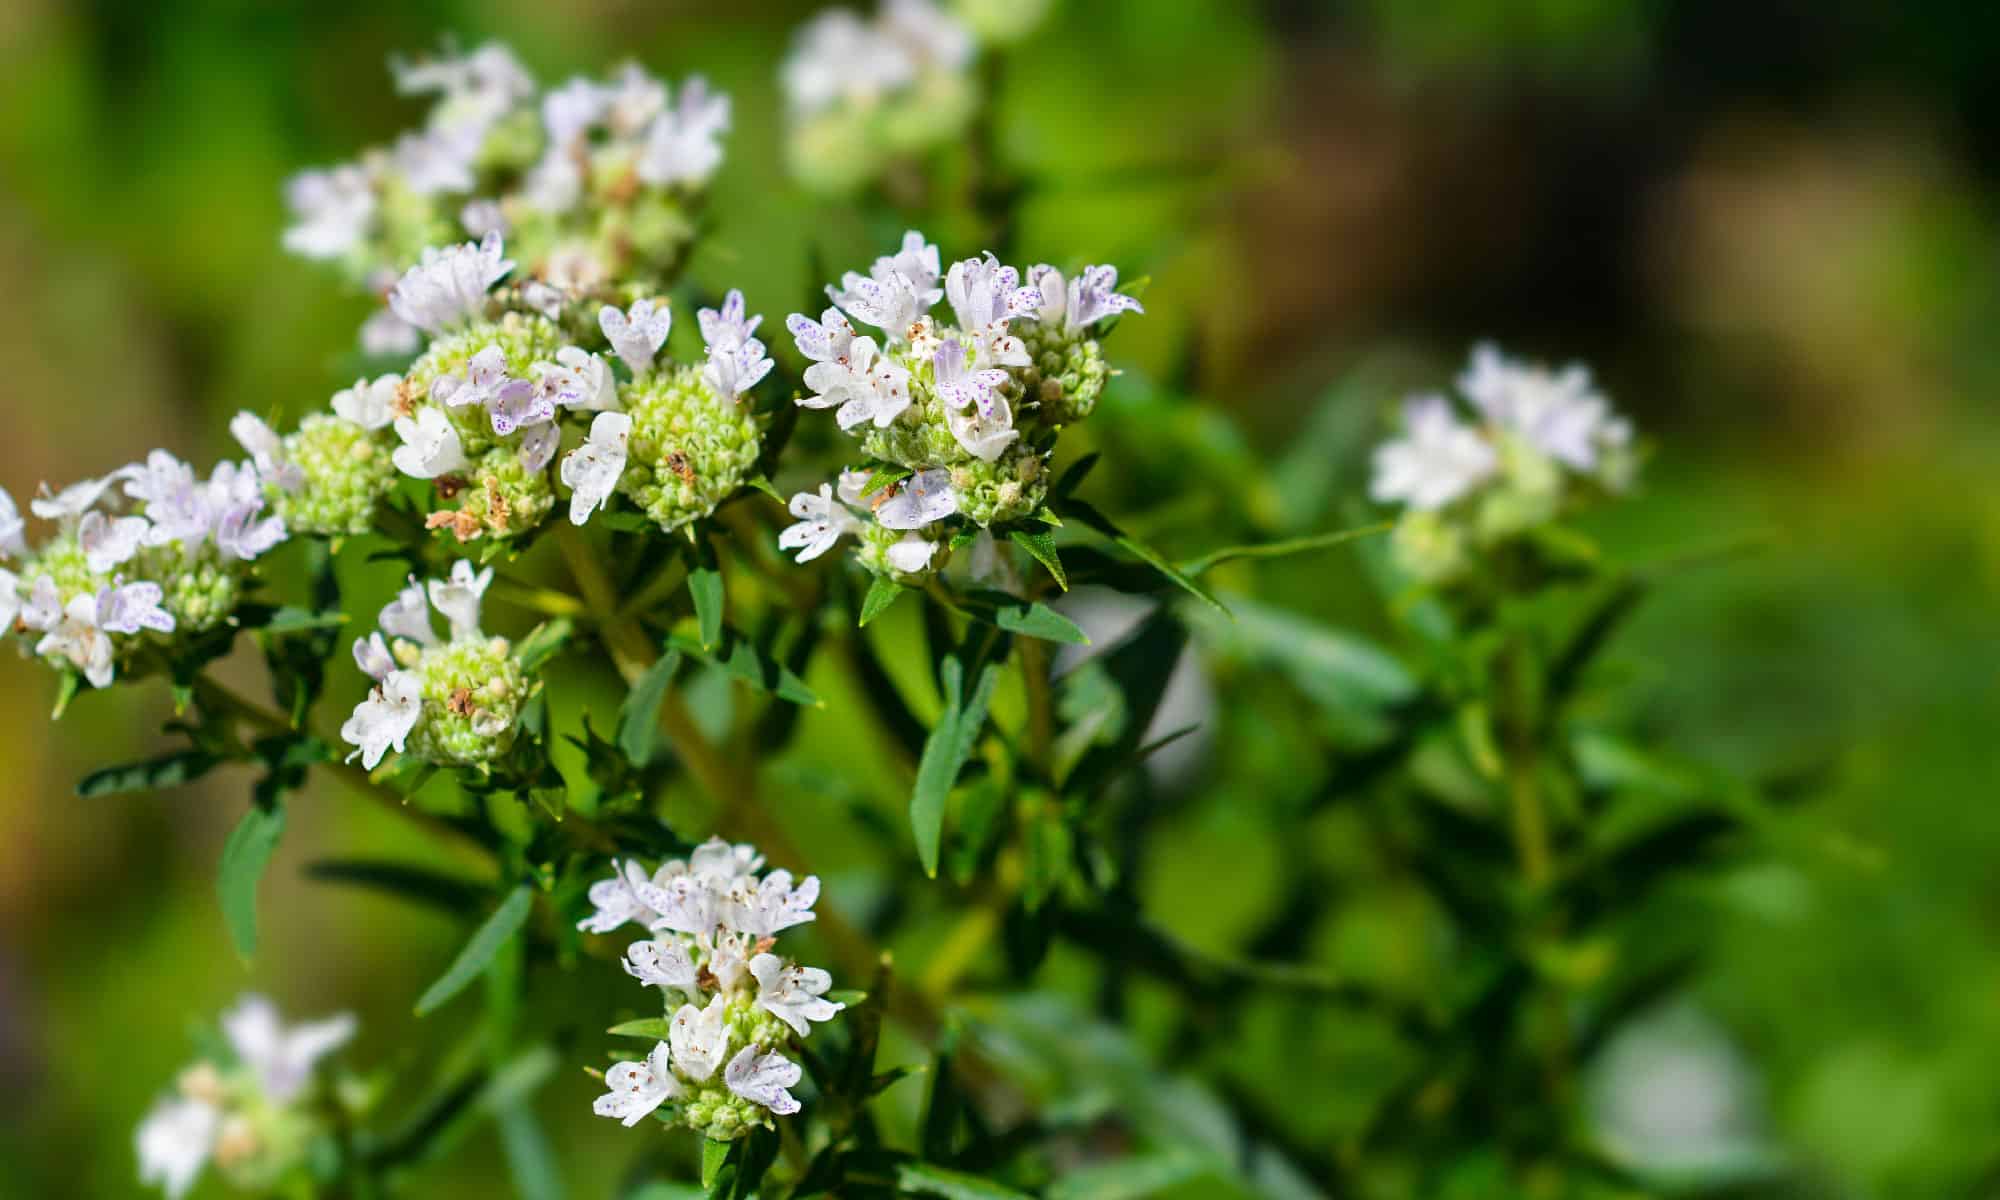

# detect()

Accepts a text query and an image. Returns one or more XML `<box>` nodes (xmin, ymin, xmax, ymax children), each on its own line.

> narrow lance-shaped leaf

<box><xmin>689</xmin><ymin>540</ymin><xmax>724</xmax><ymax>651</ymax></box>
<box><xmin>416</xmin><ymin>885</ymin><xmax>534</xmax><ymax>1016</ymax></box>
<box><xmin>1177</xmin><ymin>521</ymin><xmax>1390</xmax><ymax>578</ymax></box>
<box><xmin>218</xmin><ymin>801</ymin><xmax>286</xmax><ymax>959</ymax></box>
<box><xmin>669</xmin><ymin>630</ymin><xmax>819</xmax><ymax>706</ymax></box>
<box><xmin>859</xmin><ymin>574</ymin><xmax>906</xmax><ymax>627</ymax></box>
<box><xmin>912</xmin><ymin>650</ymin><xmax>1004</xmax><ymax>876</ymax></box>
<box><xmin>1058</xmin><ymin>498</ymin><xmax>1226</xmax><ymax>614</ymax></box>
<box><xmin>77</xmin><ymin>749</ymin><xmax>221</xmax><ymax>797</ymax></box>
<box><xmin>1010</xmin><ymin>528</ymin><xmax>1068</xmax><ymax>591</ymax></box>
<box><xmin>617</xmin><ymin>649</ymin><xmax>681</xmax><ymax>767</ymax></box>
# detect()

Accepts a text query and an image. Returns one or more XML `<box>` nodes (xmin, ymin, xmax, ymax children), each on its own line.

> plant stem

<box><xmin>193</xmin><ymin>675</ymin><xmax>492</xmax><ymax>863</ymax></box>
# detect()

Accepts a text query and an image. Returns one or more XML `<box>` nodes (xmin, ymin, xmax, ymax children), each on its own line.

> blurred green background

<box><xmin>3</xmin><ymin>1</ymin><xmax>1999</xmax><ymax>1196</ymax></box>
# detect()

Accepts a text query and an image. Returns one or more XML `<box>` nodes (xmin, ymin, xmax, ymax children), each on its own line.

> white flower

<box><xmin>874</xmin><ymin>468</ymin><xmax>957</xmax><ymax>529</ymax></box>
<box><xmin>781</xmin><ymin>11</ymin><xmax>915</xmax><ymax>115</ymax></box>
<box><xmin>353</xmin><ymin>632</ymin><xmax>396</xmax><ymax>681</ymax></box>
<box><xmin>460</xmin><ymin>198</ymin><xmax>508</xmax><ymax>239</ymax></box>
<box><xmin>18</xmin><ymin>575</ymin><xmax>61</xmax><ymax>632</ymax></box>
<box><xmin>360</xmin><ymin>308</ymin><xmax>421</xmax><ymax>358</ymax></box>
<box><xmin>606</xmin><ymin>63</ymin><xmax>669</xmax><ymax>136</ymax></box>
<box><xmin>281</xmin><ymin>164</ymin><xmax>376</xmax><ymax>261</ymax></box>
<box><xmin>78</xmin><ymin>511</ymin><xmax>150</xmax><ymax>573</ymax></box>
<box><xmin>778</xmin><ymin>485</ymin><xmax>863</xmax><ymax>563</ymax></box>
<box><xmin>36</xmin><ymin>592</ymin><xmax>115</xmax><ymax>687</ymax></box>
<box><xmin>828</xmin><ymin>264</ymin><xmax>931</xmax><ymax>340</ymax></box>
<box><xmin>392</xmin><ymin>41</ymin><xmax>535</xmax><ymax>124</ymax></box>
<box><xmin>593</xmin><ymin>1041</ymin><xmax>680</xmax><ymax>1127</ymax></box>
<box><xmin>637</xmin><ymin>76</ymin><xmax>730</xmax><ymax>187</ymax></box>
<box><xmin>32</xmin><ymin>472</ymin><xmax>126</xmax><ymax>522</ymax></box>
<box><xmin>945</xmin><ymin>254</ymin><xmax>1036</xmax><ymax>367</ymax></box>
<box><xmin>578</xmin><ymin>859</ymin><xmax>672</xmax><ymax>934</ymax></box>
<box><xmin>543</xmin><ymin>77</ymin><xmax>609</xmax><ymax>147</ymax></box>
<box><xmin>1369</xmin><ymin>393</ymin><xmax>1498</xmax><ymax>511</ymax></box>
<box><xmin>1457</xmin><ymin>342</ymin><xmax>1628</xmax><ymax>471</ymax></box>
<box><xmin>689</xmin><ymin>838</ymin><xmax>766</xmax><ymax>881</ymax></box>
<box><xmin>724</xmin><ymin>1045</ymin><xmax>802</xmax><ymax>1116</ymax></box>
<box><xmin>136</xmin><ymin>1096</ymin><xmax>218</xmax><ymax>1199</ymax></box>
<box><xmin>1030</xmin><ymin>263</ymin><xmax>1144</xmax><ymax>331</ymax></box>
<box><xmin>534</xmin><ymin>347</ymin><xmax>617</xmax><ymax>413</ymax></box>
<box><xmin>208</xmin><ymin>463</ymin><xmax>286</xmax><ymax>562</ymax></box>
<box><xmin>378</xmin><ymin>578</ymin><xmax>438</xmax><ymax>647</ymax></box>
<box><xmin>426</xmin><ymin>560</ymin><xmax>491</xmax><ymax>641</ymax></box>
<box><xmin>522</xmin><ymin>281</ymin><xmax>568</xmax><ymax>321</ymax></box>
<box><xmin>599</xmin><ymin>299</ymin><xmax>672</xmax><ymax>376</ymax></box>
<box><xmin>698</xmin><ymin>289</ymin><xmax>763</xmax><ymax>353</ymax></box>
<box><xmin>388</xmin><ymin>233</ymin><xmax>513</xmax><ymax>334</ymax></box>
<box><xmin>519</xmin><ymin>423</ymin><xmax>560</xmax><ymax>474</ymax></box>
<box><xmin>0</xmin><ymin>486</ymin><xmax>24</xmax><ymax>559</ymax></box>
<box><xmin>392</xmin><ymin>406</ymin><xmax>469</xmax><ymax>479</ymax></box>
<box><xmin>669</xmin><ymin>996</ymin><xmax>731</xmax><ymax>1083</ymax></box>
<box><xmin>751</xmin><ymin>953</ymin><xmax>844</xmax><ymax>1037</ymax></box>
<box><xmin>0</xmin><ymin>568</ymin><xmax>18</xmax><ymax>631</ymax></box>
<box><xmin>798</xmin><ymin>333</ymin><xmax>911</xmax><ymax>430</ymax></box>
<box><xmin>95</xmin><ymin>582</ymin><xmax>175</xmax><ymax>636</ymax></box>
<box><xmin>637</xmin><ymin>873</ymin><xmax>723</xmax><ymax>937</ymax></box>
<box><xmin>340</xmin><ymin>669</ymin><xmax>423</xmax><ymax>769</ymax></box>
<box><xmin>331</xmin><ymin>375</ymin><xmax>401</xmax><ymax>431</ymax></box>
<box><xmin>434</xmin><ymin>345</ymin><xmax>550</xmax><ymax>437</ymax></box>
<box><xmin>391</xmin><ymin>124</ymin><xmax>482</xmax><ymax>196</ymax></box>
<box><xmin>876</xmin><ymin>231</ymin><xmax>944</xmax><ymax>307</ymax></box>
<box><xmin>933</xmin><ymin>336</ymin><xmax>1011</xmax><ymax>419</ymax></box>
<box><xmin>727</xmin><ymin>869</ymin><xmax>820</xmax><ymax>936</ymax></box>
<box><xmin>946</xmin><ymin>398</ymin><xmax>1019</xmax><ymax>463</ymax></box>
<box><xmin>886</xmin><ymin>531</ymin><xmax>939</xmax><ymax>574</ymax></box>
<box><xmin>703</xmin><ymin>339</ymin><xmax>773</xmax><ymax>401</ymax></box>
<box><xmin>522</xmin><ymin>152</ymin><xmax>583</xmax><ymax>214</ymax></box>
<box><xmin>624</xmin><ymin>936</ymin><xmax>698</xmax><ymax>991</ymax></box>
<box><xmin>221</xmin><ymin>994</ymin><xmax>357</xmax><ymax>1105</ymax></box>
<box><xmin>560</xmin><ymin>412</ymin><xmax>631</xmax><ymax>526</ymax></box>
<box><xmin>231</xmin><ymin>412</ymin><xmax>304</xmax><ymax>492</ymax></box>
<box><xmin>883</xmin><ymin>0</ymin><xmax>975</xmax><ymax>72</ymax></box>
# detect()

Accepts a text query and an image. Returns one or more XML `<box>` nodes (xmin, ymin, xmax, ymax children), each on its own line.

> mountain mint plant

<box><xmin>1</xmin><ymin>24</ymin><xmax>1785</xmax><ymax>1200</ymax></box>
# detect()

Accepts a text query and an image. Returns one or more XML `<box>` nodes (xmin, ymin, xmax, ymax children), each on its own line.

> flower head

<box><xmin>1369</xmin><ymin>394</ymin><xmax>1498</xmax><ymax>512</ymax></box>
<box><xmin>388</xmin><ymin>233</ymin><xmax>513</xmax><ymax>334</ymax></box>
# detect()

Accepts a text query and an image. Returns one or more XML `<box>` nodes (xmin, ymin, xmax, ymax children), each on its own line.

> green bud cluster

<box><xmin>398</xmin><ymin>635</ymin><xmax>526</xmax><ymax>766</ymax></box>
<box><xmin>619</xmin><ymin>366</ymin><xmax>765</xmax><ymax>535</ymax></box>
<box><xmin>270</xmin><ymin>414</ymin><xmax>399</xmax><ymax>537</ymax></box>
<box><xmin>785</xmin><ymin>77</ymin><xmax>976</xmax><ymax>195</ymax></box>
<box><xmin>1020</xmin><ymin>325</ymin><xmax>1110</xmax><ymax>427</ymax></box>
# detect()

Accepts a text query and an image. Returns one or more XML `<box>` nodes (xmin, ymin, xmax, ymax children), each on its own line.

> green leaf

<box><xmin>218</xmin><ymin>802</ymin><xmax>286</xmax><ymax>960</ymax></box>
<box><xmin>922</xmin><ymin>1021</ymin><xmax>965</xmax><ymax>1160</ymax></box>
<box><xmin>617</xmin><ymin>650</ymin><xmax>682</xmax><ymax>768</ymax></box>
<box><xmin>701</xmin><ymin>1139</ymin><xmax>732</xmax><ymax>1192</ymax></box>
<box><xmin>607</xmin><ymin>1017</ymin><xmax>674</xmax><ymax>1040</ymax></box>
<box><xmin>260</xmin><ymin>606</ymin><xmax>350</xmax><ymax>634</ymax></box>
<box><xmin>670</xmin><ymin>631</ymin><xmax>819</xmax><ymax>706</ymax></box>
<box><xmin>1046</xmin><ymin>1152</ymin><xmax>1212</xmax><ymax>1200</ymax></box>
<box><xmin>497</xmin><ymin>1105</ymin><xmax>563</xmax><ymax>1200</ymax></box>
<box><xmin>1178</xmin><ymin>522</ymin><xmax>1390</xmax><ymax>578</ymax></box>
<box><xmin>77</xmin><ymin>749</ymin><xmax>222</xmax><ymax>797</ymax></box>
<box><xmin>513</xmin><ymin>618</ymin><xmax>576</xmax><ymax>674</ymax></box>
<box><xmin>689</xmin><ymin>546</ymin><xmax>724</xmax><ymax>651</ymax></box>
<box><xmin>895</xmin><ymin>1163</ymin><xmax>1034</xmax><ymax>1200</ymax></box>
<box><xmin>988</xmin><ymin>599</ymin><xmax>1088</xmax><ymax>645</ymax></box>
<box><xmin>1051</xmin><ymin>452</ymin><xmax>1100</xmax><ymax>500</ymax></box>
<box><xmin>1062</xmin><ymin>499</ymin><xmax>1226</xmax><ymax>613</ymax></box>
<box><xmin>1009</xmin><ymin>528</ymin><xmax>1068</xmax><ymax>591</ymax></box>
<box><xmin>861</xmin><ymin>464</ymin><xmax>912</xmax><ymax>496</ymax></box>
<box><xmin>626</xmin><ymin>1186</ymin><xmax>705</xmax><ymax>1200</ymax></box>
<box><xmin>416</xmin><ymin>885</ymin><xmax>534</xmax><ymax>1016</ymax></box>
<box><xmin>912</xmin><ymin>651</ymin><xmax>1004</xmax><ymax>876</ymax></box>
<box><xmin>859</xmin><ymin>575</ymin><xmax>906</xmax><ymax>627</ymax></box>
<box><xmin>50</xmin><ymin>670</ymin><xmax>81</xmax><ymax>719</ymax></box>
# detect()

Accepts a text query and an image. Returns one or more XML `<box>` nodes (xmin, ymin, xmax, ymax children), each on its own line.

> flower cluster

<box><xmin>1370</xmin><ymin>343</ymin><xmax>1638</xmax><ymax>583</ymax></box>
<box><xmin>780</xmin><ymin>0</ymin><xmax>978</xmax><ymax>193</ymax></box>
<box><xmin>137</xmin><ymin>996</ymin><xmax>355</xmax><ymax>1199</ymax></box>
<box><xmin>780</xmin><ymin>231</ymin><xmax>1141</xmax><ymax>581</ymax></box>
<box><xmin>581</xmin><ymin>840</ymin><xmax>843</xmax><ymax>1141</ymax></box>
<box><xmin>341</xmin><ymin>561</ymin><xmax>528</xmax><ymax>768</ymax></box>
<box><xmin>0</xmin><ymin>446</ymin><xmax>285</xmax><ymax>689</ymax></box>
<box><xmin>250</xmin><ymin>229</ymin><xmax>772</xmax><ymax>547</ymax></box>
<box><xmin>283</xmin><ymin>40</ymin><xmax>730</xmax><ymax>347</ymax></box>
